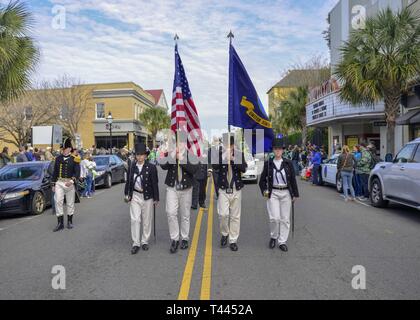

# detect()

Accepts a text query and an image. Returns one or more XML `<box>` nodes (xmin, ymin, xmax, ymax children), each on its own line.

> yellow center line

<box><xmin>200</xmin><ymin>181</ymin><xmax>215</xmax><ymax>300</ymax></box>
<box><xmin>177</xmin><ymin>178</ymin><xmax>210</xmax><ymax>300</ymax></box>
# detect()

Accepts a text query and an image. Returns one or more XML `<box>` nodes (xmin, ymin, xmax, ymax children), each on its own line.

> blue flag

<box><xmin>228</xmin><ymin>43</ymin><xmax>274</xmax><ymax>154</ymax></box>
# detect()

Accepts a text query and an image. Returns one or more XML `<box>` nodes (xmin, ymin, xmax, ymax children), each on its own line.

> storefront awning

<box><xmin>396</xmin><ymin>109</ymin><xmax>420</xmax><ymax>125</ymax></box>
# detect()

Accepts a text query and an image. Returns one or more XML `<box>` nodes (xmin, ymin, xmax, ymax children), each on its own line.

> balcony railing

<box><xmin>306</xmin><ymin>91</ymin><xmax>385</xmax><ymax>126</ymax></box>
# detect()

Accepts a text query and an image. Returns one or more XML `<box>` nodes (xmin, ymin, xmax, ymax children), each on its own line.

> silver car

<box><xmin>320</xmin><ymin>154</ymin><xmax>343</xmax><ymax>193</ymax></box>
<box><xmin>369</xmin><ymin>138</ymin><xmax>420</xmax><ymax>210</ymax></box>
<box><xmin>242</xmin><ymin>152</ymin><xmax>259</xmax><ymax>183</ymax></box>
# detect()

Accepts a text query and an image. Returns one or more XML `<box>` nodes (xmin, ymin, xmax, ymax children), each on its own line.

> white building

<box><xmin>306</xmin><ymin>0</ymin><xmax>420</xmax><ymax>158</ymax></box>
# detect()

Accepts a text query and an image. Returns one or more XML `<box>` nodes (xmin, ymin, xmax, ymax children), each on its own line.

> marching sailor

<box><xmin>124</xmin><ymin>143</ymin><xmax>159</xmax><ymax>255</ymax></box>
<box><xmin>52</xmin><ymin>138</ymin><xmax>81</xmax><ymax>232</ymax></box>
<box><xmin>259</xmin><ymin>138</ymin><xmax>299</xmax><ymax>252</ymax></box>
<box><xmin>160</xmin><ymin>131</ymin><xmax>198</xmax><ymax>253</ymax></box>
<box><xmin>213</xmin><ymin>133</ymin><xmax>247</xmax><ymax>252</ymax></box>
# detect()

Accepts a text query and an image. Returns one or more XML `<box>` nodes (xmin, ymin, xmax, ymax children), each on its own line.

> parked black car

<box><xmin>93</xmin><ymin>155</ymin><xmax>127</xmax><ymax>188</ymax></box>
<box><xmin>0</xmin><ymin>162</ymin><xmax>53</xmax><ymax>216</ymax></box>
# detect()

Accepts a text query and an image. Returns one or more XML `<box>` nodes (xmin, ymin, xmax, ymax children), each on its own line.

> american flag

<box><xmin>171</xmin><ymin>44</ymin><xmax>202</xmax><ymax>157</ymax></box>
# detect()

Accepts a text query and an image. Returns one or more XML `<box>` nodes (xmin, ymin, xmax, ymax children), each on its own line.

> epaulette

<box><xmin>72</xmin><ymin>155</ymin><xmax>81</xmax><ymax>164</ymax></box>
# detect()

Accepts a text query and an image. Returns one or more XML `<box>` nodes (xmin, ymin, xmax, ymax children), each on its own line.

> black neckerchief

<box><xmin>272</xmin><ymin>158</ymin><xmax>287</xmax><ymax>186</ymax></box>
<box><xmin>133</xmin><ymin>161</ymin><xmax>146</xmax><ymax>190</ymax></box>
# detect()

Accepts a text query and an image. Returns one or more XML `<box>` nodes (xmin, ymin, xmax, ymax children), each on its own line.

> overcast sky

<box><xmin>11</xmin><ymin>0</ymin><xmax>338</xmax><ymax>133</ymax></box>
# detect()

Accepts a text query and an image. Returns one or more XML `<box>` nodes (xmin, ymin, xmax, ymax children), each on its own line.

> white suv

<box><xmin>369</xmin><ymin>138</ymin><xmax>420</xmax><ymax>210</ymax></box>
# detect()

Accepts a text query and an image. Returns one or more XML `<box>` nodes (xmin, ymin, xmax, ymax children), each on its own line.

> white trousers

<box><xmin>55</xmin><ymin>180</ymin><xmax>75</xmax><ymax>217</ymax></box>
<box><xmin>217</xmin><ymin>189</ymin><xmax>242</xmax><ymax>243</ymax></box>
<box><xmin>267</xmin><ymin>189</ymin><xmax>292</xmax><ymax>245</ymax></box>
<box><xmin>130</xmin><ymin>192</ymin><xmax>154</xmax><ymax>247</ymax></box>
<box><xmin>166</xmin><ymin>187</ymin><xmax>193</xmax><ymax>241</ymax></box>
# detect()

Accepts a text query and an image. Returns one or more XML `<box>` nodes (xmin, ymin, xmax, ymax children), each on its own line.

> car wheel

<box><xmin>370</xmin><ymin>178</ymin><xmax>389</xmax><ymax>208</ymax></box>
<box><xmin>31</xmin><ymin>191</ymin><xmax>45</xmax><ymax>215</ymax></box>
<box><xmin>121</xmin><ymin>170</ymin><xmax>127</xmax><ymax>183</ymax></box>
<box><xmin>105</xmin><ymin>173</ymin><xmax>112</xmax><ymax>189</ymax></box>
<box><xmin>336</xmin><ymin>175</ymin><xmax>343</xmax><ymax>193</ymax></box>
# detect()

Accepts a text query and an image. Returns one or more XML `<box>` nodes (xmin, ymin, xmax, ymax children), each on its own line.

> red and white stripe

<box><xmin>171</xmin><ymin>87</ymin><xmax>202</xmax><ymax>157</ymax></box>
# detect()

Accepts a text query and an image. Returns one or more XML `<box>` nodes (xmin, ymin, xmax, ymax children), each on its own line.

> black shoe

<box><xmin>53</xmin><ymin>216</ymin><xmax>64</xmax><ymax>232</ymax></box>
<box><xmin>269</xmin><ymin>238</ymin><xmax>276</xmax><ymax>249</ymax></box>
<box><xmin>221</xmin><ymin>235</ymin><xmax>228</xmax><ymax>248</ymax></box>
<box><xmin>230</xmin><ymin>243</ymin><xmax>238</xmax><ymax>252</ymax></box>
<box><xmin>67</xmin><ymin>215</ymin><xmax>73</xmax><ymax>229</ymax></box>
<box><xmin>279</xmin><ymin>244</ymin><xmax>288</xmax><ymax>252</ymax></box>
<box><xmin>180</xmin><ymin>240</ymin><xmax>189</xmax><ymax>250</ymax></box>
<box><xmin>191</xmin><ymin>206</ymin><xmax>198</xmax><ymax>210</ymax></box>
<box><xmin>142</xmin><ymin>244</ymin><xmax>149</xmax><ymax>251</ymax></box>
<box><xmin>199</xmin><ymin>203</ymin><xmax>206</xmax><ymax>209</ymax></box>
<box><xmin>131</xmin><ymin>246</ymin><xmax>140</xmax><ymax>255</ymax></box>
<box><xmin>170</xmin><ymin>240</ymin><xmax>179</xmax><ymax>254</ymax></box>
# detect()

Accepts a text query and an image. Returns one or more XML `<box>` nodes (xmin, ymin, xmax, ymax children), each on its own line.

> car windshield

<box><xmin>0</xmin><ymin>165</ymin><xmax>43</xmax><ymax>181</ymax></box>
<box><xmin>93</xmin><ymin>157</ymin><xmax>109</xmax><ymax>166</ymax></box>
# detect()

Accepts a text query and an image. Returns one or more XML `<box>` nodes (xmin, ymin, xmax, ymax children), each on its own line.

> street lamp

<box><xmin>107</xmin><ymin>112</ymin><xmax>113</xmax><ymax>154</ymax></box>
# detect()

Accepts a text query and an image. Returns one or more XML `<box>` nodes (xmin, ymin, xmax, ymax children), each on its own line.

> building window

<box><xmin>24</xmin><ymin>106</ymin><xmax>32</xmax><ymax>120</ymax></box>
<box><xmin>96</xmin><ymin>103</ymin><xmax>105</xmax><ymax>119</ymax></box>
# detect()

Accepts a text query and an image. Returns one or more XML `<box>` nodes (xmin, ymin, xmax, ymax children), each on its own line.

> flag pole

<box><xmin>227</xmin><ymin>30</ymin><xmax>234</xmax><ymax>134</ymax></box>
<box><xmin>174</xmin><ymin>34</ymin><xmax>181</xmax><ymax>185</ymax></box>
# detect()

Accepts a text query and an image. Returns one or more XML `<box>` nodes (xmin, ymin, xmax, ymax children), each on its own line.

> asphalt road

<box><xmin>1</xmin><ymin>168</ymin><xmax>419</xmax><ymax>300</ymax></box>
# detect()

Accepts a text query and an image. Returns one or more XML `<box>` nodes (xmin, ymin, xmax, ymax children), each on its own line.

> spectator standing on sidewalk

<box><xmin>25</xmin><ymin>146</ymin><xmax>34</xmax><ymax>161</ymax></box>
<box><xmin>16</xmin><ymin>146</ymin><xmax>28</xmax><ymax>163</ymax></box>
<box><xmin>311</xmin><ymin>147</ymin><xmax>322</xmax><ymax>186</ymax></box>
<box><xmin>356</xmin><ymin>143</ymin><xmax>373</xmax><ymax>201</ymax></box>
<box><xmin>337</xmin><ymin>145</ymin><xmax>356</xmax><ymax>202</ymax></box>
<box><xmin>0</xmin><ymin>147</ymin><xmax>12</xmax><ymax>168</ymax></box>
<box><xmin>81</xmin><ymin>153</ymin><xmax>96</xmax><ymax>198</ymax></box>
<box><xmin>352</xmin><ymin>145</ymin><xmax>363</xmax><ymax>198</ymax></box>
<box><xmin>33</xmin><ymin>148</ymin><xmax>42</xmax><ymax>161</ymax></box>
<box><xmin>44</xmin><ymin>147</ymin><xmax>54</xmax><ymax>161</ymax></box>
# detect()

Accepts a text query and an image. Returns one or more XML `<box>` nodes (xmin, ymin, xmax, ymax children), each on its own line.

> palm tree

<box><xmin>278</xmin><ymin>86</ymin><xmax>309</xmax><ymax>145</ymax></box>
<box><xmin>335</xmin><ymin>7</ymin><xmax>420</xmax><ymax>155</ymax></box>
<box><xmin>138</xmin><ymin>107</ymin><xmax>171</xmax><ymax>147</ymax></box>
<box><xmin>0</xmin><ymin>1</ymin><xmax>39</xmax><ymax>103</ymax></box>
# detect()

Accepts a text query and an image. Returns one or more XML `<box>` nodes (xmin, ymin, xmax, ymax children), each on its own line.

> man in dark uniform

<box><xmin>159</xmin><ymin>131</ymin><xmax>198</xmax><ymax>254</ymax></box>
<box><xmin>259</xmin><ymin>138</ymin><xmax>299</xmax><ymax>252</ymax></box>
<box><xmin>124</xmin><ymin>143</ymin><xmax>159</xmax><ymax>254</ymax></box>
<box><xmin>191</xmin><ymin>151</ymin><xmax>208</xmax><ymax>210</ymax></box>
<box><xmin>52</xmin><ymin>138</ymin><xmax>81</xmax><ymax>232</ymax></box>
<box><xmin>212</xmin><ymin>133</ymin><xmax>247</xmax><ymax>252</ymax></box>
